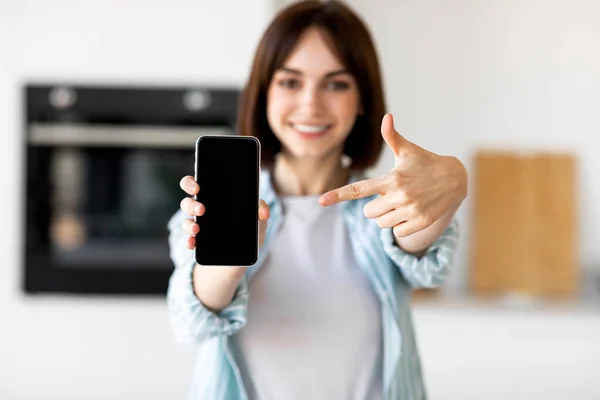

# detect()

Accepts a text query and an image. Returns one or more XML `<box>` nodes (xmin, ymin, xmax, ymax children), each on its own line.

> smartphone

<box><xmin>194</xmin><ymin>135</ymin><xmax>260</xmax><ymax>266</ymax></box>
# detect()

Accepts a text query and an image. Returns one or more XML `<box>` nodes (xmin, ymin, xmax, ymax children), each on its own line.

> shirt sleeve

<box><xmin>380</xmin><ymin>217</ymin><xmax>460</xmax><ymax>289</ymax></box>
<box><xmin>165</xmin><ymin>210</ymin><xmax>249</xmax><ymax>345</ymax></box>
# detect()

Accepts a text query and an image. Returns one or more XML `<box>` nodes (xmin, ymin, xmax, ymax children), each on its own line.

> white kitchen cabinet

<box><xmin>413</xmin><ymin>299</ymin><xmax>600</xmax><ymax>400</ymax></box>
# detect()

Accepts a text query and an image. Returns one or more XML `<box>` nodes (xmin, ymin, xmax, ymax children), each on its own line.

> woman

<box><xmin>167</xmin><ymin>1</ymin><xmax>467</xmax><ymax>399</ymax></box>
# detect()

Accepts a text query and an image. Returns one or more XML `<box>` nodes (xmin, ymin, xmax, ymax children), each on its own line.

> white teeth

<box><xmin>292</xmin><ymin>124</ymin><xmax>329</xmax><ymax>134</ymax></box>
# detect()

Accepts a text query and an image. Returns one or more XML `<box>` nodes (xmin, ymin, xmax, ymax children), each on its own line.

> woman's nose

<box><xmin>299</xmin><ymin>85</ymin><xmax>321</xmax><ymax>109</ymax></box>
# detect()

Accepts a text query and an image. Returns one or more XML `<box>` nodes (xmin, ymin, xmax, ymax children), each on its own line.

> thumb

<box><xmin>381</xmin><ymin>113</ymin><xmax>406</xmax><ymax>156</ymax></box>
<box><xmin>258</xmin><ymin>199</ymin><xmax>270</xmax><ymax>221</ymax></box>
<box><xmin>258</xmin><ymin>200</ymin><xmax>269</xmax><ymax>247</ymax></box>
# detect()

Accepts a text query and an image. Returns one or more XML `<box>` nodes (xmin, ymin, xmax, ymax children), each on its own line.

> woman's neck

<box><xmin>271</xmin><ymin>152</ymin><xmax>349</xmax><ymax>197</ymax></box>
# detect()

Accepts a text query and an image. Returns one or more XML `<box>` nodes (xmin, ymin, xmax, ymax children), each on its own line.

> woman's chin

<box><xmin>286</xmin><ymin>144</ymin><xmax>344</xmax><ymax>162</ymax></box>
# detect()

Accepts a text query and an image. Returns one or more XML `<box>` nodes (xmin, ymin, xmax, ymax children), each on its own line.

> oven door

<box><xmin>24</xmin><ymin>124</ymin><xmax>230</xmax><ymax>295</ymax></box>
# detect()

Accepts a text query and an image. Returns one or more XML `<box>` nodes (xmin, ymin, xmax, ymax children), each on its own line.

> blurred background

<box><xmin>1</xmin><ymin>0</ymin><xmax>599</xmax><ymax>399</ymax></box>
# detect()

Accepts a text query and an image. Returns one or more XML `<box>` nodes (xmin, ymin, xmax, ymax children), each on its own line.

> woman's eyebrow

<box><xmin>279</xmin><ymin>66</ymin><xmax>350</xmax><ymax>78</ymax></box>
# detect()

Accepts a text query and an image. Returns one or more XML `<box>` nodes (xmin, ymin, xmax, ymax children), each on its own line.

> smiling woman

<box><xmin>166</xmin><ymin>1</ymin><xmax>467</xmax><ymax>400</ymax></box>
<box><xmin>238</xmin><ymin>2</ymin><xmax>385</xmax><ymax>173</ymax></box>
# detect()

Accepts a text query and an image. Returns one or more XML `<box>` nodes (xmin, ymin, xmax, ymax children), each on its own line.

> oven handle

<box><xmin>28</xmin><ymin>123</ymin><xmax>232</xmax><ymax>148</ymax></box>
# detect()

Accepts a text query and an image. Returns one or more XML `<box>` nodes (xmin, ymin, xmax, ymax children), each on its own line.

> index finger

<box><xmin>319</xmin><ymin>177</ymin><xmax>384</xmax><ymax>206</ymax></box>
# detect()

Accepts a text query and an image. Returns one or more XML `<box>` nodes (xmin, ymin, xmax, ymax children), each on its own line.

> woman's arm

<box><xmin>166</xmin><ymin>210</ymin><xmax>250</xmax><ymax>345</ymax></box>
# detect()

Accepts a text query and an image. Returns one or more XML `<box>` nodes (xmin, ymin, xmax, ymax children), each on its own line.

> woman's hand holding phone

<box><xmin>178</xmin><ymin>175</ymin><xmax>270</xmax><ymax>251</ymax></box>
<box><xmin>178</xmin><ymin>175</ymin><xmax>269</xmax><ymax>312</ymax></box>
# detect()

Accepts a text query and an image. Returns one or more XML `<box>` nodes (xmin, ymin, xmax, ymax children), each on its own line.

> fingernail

<box><xmin>195</xmin><ymin>204</ymin><xmax>202</xmax><ymax>214</ymax></box>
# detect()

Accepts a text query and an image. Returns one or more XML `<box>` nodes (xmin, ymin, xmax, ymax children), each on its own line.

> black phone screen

<box><xmin>194</xmin><ymin>136</ymin><xmax>260</xmax><ymax>266</ymax></box>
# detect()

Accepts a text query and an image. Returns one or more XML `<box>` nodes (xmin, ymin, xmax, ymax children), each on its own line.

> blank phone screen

<box><xmin>194</xmin><ymin>136</ymin><xmax>260</xmax><ymax>266</ymax></box>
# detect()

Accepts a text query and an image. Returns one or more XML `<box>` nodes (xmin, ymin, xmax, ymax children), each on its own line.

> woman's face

<box><xmin>266</xmin><ymin>27</ymin><xmax>361</xmax><ymax>162</ymax></box>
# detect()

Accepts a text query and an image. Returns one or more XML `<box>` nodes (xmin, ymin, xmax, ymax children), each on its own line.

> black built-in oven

<box><xmin>24</xmin><ymin>84</ymin><xmax>240</xmax><ymax>295</ymax></box>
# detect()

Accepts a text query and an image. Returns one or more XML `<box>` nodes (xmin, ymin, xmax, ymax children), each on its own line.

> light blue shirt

<box><xmin>166</xmin><ymin>169</ymin><xmax>460</xmax><ymax>400</ymax></box>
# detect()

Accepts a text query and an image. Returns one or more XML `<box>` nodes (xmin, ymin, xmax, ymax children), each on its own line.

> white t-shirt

<box><xmin>230</xmin><ymin>195</ymin><xmax>383</xmax><ymax>400</ymax></box>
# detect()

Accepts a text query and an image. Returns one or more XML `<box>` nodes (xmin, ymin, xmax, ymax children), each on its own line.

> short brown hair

<box><xmin>237</xmin><ymin>0</ymin><xmax>386</xmax><ymax>172</ymax></box>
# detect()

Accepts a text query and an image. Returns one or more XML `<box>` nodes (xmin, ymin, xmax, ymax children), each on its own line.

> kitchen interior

<box><xmin>1</xmin><ymin>0</ymin><xmax>600</xmax><ymax>399</ymax></box>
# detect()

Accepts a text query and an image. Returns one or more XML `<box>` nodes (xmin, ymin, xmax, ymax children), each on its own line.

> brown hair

<box><xmin>237</xmin><ymin>0</ymin><xmax>386</xmax><ymax>172</ymax></box>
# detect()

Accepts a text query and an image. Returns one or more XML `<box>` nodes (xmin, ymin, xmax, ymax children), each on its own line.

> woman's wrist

<box><xmin>192</xmin><ymin>265</ymin><xmax>247</xmax><ymax>312</ymax></box>
<box><xmin>444</xmin><ymin>155</ymin><xmax>468</xmax><ymax>206</ymax></box>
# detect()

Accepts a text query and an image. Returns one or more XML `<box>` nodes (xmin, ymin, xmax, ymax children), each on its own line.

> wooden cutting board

<box><xmin>470</xmin><ymin>151</ymin><xmax>578</xmax><ymax>297</ymax></box>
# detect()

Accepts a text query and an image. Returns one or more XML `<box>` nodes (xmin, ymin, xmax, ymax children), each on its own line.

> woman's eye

<box><xmin>326</xmin><ymin>81</ymin><xmax>350</xmax><ymax>91</ymax></box>
<box><xmin>278</xmin><ymin>78</ymin><xmax>300</xmax><ymax>89</ymax></box>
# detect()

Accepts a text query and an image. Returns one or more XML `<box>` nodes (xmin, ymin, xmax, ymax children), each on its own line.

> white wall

<box><xmin>20</xmin><ymin>0</ymin><xmax>273</xmax><ymax>85</ymax></box>
<box><xmin>0</xmin><ymin>1</ymin><xmax>274</xmax><ymax>399</ymax></box>
<box><xmin>2</xmin><ymin>0</ymin><xmax>600</xmax><ymax>399</ymax></box>
<box><xmin>354</xmin><ymin>0</ymin><xmax>600</xmax><ymax>292</ymax></box>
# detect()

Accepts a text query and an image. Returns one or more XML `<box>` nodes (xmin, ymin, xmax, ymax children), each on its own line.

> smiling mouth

<box><xmin>290</xmin><ymin>123</ymin><xmax>332</xmax><ymax>136</ymax></box>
